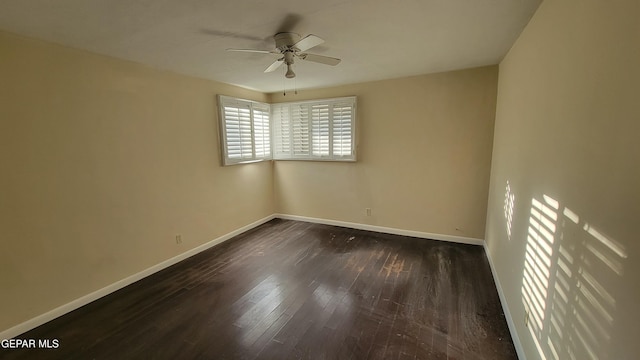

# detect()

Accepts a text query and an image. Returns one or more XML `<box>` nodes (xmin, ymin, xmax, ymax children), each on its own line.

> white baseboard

<box><xmin>275</xmin><ymin>213</ymin><xmax>484</xmax><ymax>245</ymax></box>
<box><xmin>0</xmin><ymin>214</ymin><xmax>276</xmax><ymax>340</ymax></box>
<box><xmin>483</xmin><ymin>242</ymin><xmax>526</xmax><ymax>360</ymax></box>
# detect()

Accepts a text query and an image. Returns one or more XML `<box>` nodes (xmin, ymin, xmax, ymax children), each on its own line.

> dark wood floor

<box><xmin>2</xmin><ymin>219</ymin><xmax>516</xmax><ymax>360</ymax></box>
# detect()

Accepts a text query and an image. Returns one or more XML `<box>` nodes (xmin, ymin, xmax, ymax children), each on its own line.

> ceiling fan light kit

<box><xmin>227</xmin><ymin>32</ymin><xmax>341</xmax><ymax>79</ymax></box>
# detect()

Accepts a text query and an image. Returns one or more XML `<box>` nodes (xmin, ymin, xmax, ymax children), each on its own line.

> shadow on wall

<box><xmin>513</xmin><ymin>189</ymin><xmax>627</xmax><ymax>360</ymax></box>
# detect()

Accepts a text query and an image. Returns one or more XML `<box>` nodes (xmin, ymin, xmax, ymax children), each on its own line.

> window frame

<box><xmin>271</xmin><ymin>96</ymin><xmax>357</xmax><ymax>162</ymax></box>
<box><xmin>217</xmin><ymin>95</ymin><xmax>272</xmax><ymax>166</ymax></box>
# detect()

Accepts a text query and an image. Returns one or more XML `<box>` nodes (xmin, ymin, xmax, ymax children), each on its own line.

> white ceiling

<box><xmin>0</xmin><ymin>0</ymin><xmax>541</xmax><ymax>93</ymax></box>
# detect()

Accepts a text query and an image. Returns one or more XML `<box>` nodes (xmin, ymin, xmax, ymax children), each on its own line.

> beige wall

<box><xmin>0</xmin><ymin>31</ymin><xmax>274</xmax><ymax>332</ymax></box>
<box><xmin>486</xmin><ymin>0</ymin><xmax>640</xmax><ymax>359</ymax></box>
<box><xmin>0</xmin><ymin>32</ymin><xmax>497</xmax><ymax>336</ymax></box>
<box><xmin>270</xmin><ymin>67</ymin><xmax>498</xmax><ymax>239</ymax></box>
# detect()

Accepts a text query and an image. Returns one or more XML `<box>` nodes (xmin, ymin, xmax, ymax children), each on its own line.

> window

<box><xmin>272</xmin><ymin>96</ymin><xmax>356</xmax><ymax>161</ymax></box>
<box><xmin>218</xmin><ymin>95</ymin><xmax>271</xmax><ymax>165</ymax></box>
<box><xmin>218</xmin><ymin>95</ymin><xmax>356</xmax><ymax>165</ymax></box>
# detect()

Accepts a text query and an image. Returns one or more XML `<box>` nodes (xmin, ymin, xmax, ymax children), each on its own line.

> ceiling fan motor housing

<box><xmin>274</xmin><ymin>32</ymin><xmax>301</xmax><ymax>51</ymax></box>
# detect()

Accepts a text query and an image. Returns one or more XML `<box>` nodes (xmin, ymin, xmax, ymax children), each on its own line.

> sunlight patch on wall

<box><xmin>521</xmin><ymin>197</ymin><xmax>626</xmax><ymax>360</ymax></box>
<box><xmin>522</xmin><ymin>195</ymin><xmax>558</xmax><ymax>343</ymax></box>
<box><xmin>504</xmin><ymin>181</ymin><xmax>515</xmax><ymax>240</ymax></box>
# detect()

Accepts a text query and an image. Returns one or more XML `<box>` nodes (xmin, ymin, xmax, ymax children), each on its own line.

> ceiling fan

<box><xmin>226</xmin><ymin>32</ymin><xmax>341</xmax><ymax>79</ymax></box>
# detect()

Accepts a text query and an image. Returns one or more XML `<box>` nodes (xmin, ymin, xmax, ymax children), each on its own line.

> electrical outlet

<box><xmin>176</xmin><ymin>234</ymin><xmax>182</xmax><ymax>244</ymax></box>
<box><xmin>366</xmin><ymin>208</ymin><xmax>372</xmax><ymax>216</ymax></box>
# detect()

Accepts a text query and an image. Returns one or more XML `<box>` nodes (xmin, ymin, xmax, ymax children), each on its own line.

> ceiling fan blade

<box><xmin>226</xmin><ymin>48</ymin><xmax>278</xmax><ymax>54</ymax></box>
<box><xmin>299</xmin><ymin>53</ymin><xmax>341</xmax><ymax>66</ymax></box>
<box><xmin>293</xmin><ymin>34</ymin><xmax>324</xmax><ymax>52</ymax></box>
<box><xmin>264</xmin><ymin>59</ymin><xmax>284</xmax><ymax>73</ymax></box>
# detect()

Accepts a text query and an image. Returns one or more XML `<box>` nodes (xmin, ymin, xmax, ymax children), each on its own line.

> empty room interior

<box><xmin>1</xmin><ymin>0</ymin><xmax>638</xmax><ymax>359</ymax></box>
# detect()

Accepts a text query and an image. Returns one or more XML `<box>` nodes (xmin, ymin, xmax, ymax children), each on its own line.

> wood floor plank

<box><xmin>1</xmin><ymin>219</ymin><xmax>516</xmax><ymax>359</ymax></box>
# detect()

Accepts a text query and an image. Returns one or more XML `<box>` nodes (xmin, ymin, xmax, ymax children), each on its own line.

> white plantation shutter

<box><xmin>332</xmin><ymin>103</ymin><xmax>353</xmax><ymax>157</ymax></box>
<box><xmin>292</xmin><ymin>104</ymin><xmax>310</xmax><ymax>156</ymax></box>
<box><xmin>272</xmin><ymin>96</ymin><xmax>356</xmax><ymax>161</ymax></box>
<box><xmin>311</xmin><ymin>104</ymin><xmax>330</xmax><ymax>156</ymax></box>
<box><xmin>218</xmin><ymin>95</ymin><xmax>271</xmax><ymax>165</ymax></box>
<box><xmin>272</xmin><ymin>104</ymin><xmax>291</xmax><ymax>158</ymax></box>
<box><xmin>223</xmin><ymin>103</ymin><xmax>252</xmax><ymax>160</ymax></box>
<box><xmin>252</xmin><ymin>105</ymin><xmax>271</xmax><ymax>158</ymax></box>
